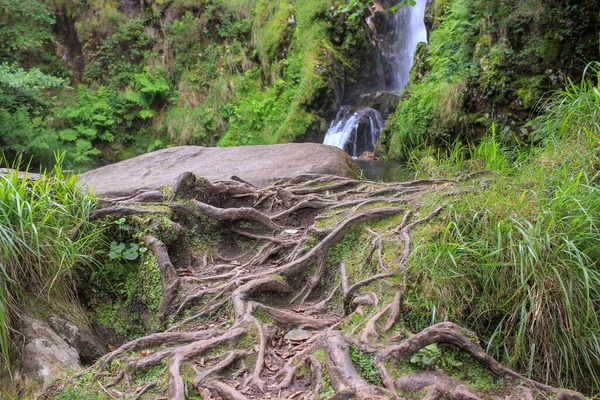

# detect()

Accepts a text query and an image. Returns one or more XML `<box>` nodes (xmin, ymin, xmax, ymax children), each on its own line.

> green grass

<box><xmin>407</xmin><ymin>65</ymin><xmax>600</xmax><ymax>394</ymax></box>
<box><xmin>0</xmin><ymin>154</ymin><xmax>99</xmax><ymax>370</ymax></box>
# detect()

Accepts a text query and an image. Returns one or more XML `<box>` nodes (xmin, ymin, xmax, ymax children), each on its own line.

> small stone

<box><xmin>284</xmin><ymin>329</ymin><xmax>311</xmax><ymax>342</ymax></box>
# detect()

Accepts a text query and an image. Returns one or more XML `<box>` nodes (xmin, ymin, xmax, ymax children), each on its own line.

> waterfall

<box><xmin>323</xmin><ymin>2</ymin><xmax>428</xmax><ymax>157</ymax></box>
<box><xmin>391</xmin><ymin>0</ymin><xmax>428</xmax><ymax>92</ymax></box>
<box><xmin>323</xmin><ymin>106</ymin><xmax>384</xmax><ymax>158</ymax></box>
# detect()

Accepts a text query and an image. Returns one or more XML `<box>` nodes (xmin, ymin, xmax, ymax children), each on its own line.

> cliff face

<box><xmin>380</xmin><ymin>0</ymin><xmax>599</xmax><ymax>160</ymax></box>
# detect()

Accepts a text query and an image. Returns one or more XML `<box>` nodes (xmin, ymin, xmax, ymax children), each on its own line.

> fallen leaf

<box><xmin>266</xmin><ymin>363</ymin><xmax>280</xmax><ymax>372</ymax></box>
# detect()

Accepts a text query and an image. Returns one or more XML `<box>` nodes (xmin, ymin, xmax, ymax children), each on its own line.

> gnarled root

<box><xmin>75</xmin><ymin>172</ymin><xmax>586</xmax><ymax>400</ymax></box>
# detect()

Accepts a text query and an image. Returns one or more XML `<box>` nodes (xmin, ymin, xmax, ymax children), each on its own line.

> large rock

<box><xmin>12</xmin><ymin>315</ymin><xmax>82</xmax><ymax>397</ymax></box>
<box><xmin>79</xmin><ymin>144</ymin><xmax>358</xmax><ymax>198</ymax></box>
<box><xmin>0</xmin><ymin>168</ymin><xmax>41</xmax><ymax>180</ymax></box>
<box><xmin>48</xmin><ymin>315</ymin><xmax>106</xmax><ymax>364</ymax></box>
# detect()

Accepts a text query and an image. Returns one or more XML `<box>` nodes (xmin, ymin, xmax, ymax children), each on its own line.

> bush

<box><xmin>0</xmin><ymin>63</ymin><xmax>69</xmax><ymax>113</ymax></box>
<box><xmin>0</xmin><ymin>107</ymin><xmax>61</xmax><ymax>165</ymax></box>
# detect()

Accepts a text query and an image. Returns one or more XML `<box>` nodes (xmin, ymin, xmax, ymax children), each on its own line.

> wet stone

<box><xmin>284</xmin><ymin>329</ymin><xmax>311</xmax><ymax>342</ymax></box>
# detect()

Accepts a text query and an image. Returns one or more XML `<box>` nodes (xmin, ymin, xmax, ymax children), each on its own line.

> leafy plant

<box><xmin>125</xmin><ymin>67</ymin><xmax>169</xmax><ymax>119</ymax></box>
<box><xmin>409</xmin><ymin>344</ymin><xmax>465</xmax><ymax>368</ymax></box>
<box><xmin>0</xmin><ymin>0</ymin><xmax>55</xmax><ymax>60</ymax></box>
<box><xmin>0</xmin><ymin>63</ymin><xmax>69</xmax><ymax>113</ymax></box>
<box><xmin>337</xmin><ymin>0</ymin><xmax>370</xmax><ymax>20</ymax></box>
<box><xmin>338</xmin><ymin>0</ymin><xmax>416</xmax><ymax>20</ymax></box>
<box><xmin>349</xmin><ymin>346</ymin><xmax>382</xmax><ymax>386</ymax></box>
<box><xmin>0</xmin><ymin>107</ymin><xmax>61</xmax><ymax>165</ymax></box>
<box><xmin>410</xmin><ymin>344</ymin><xmax>442</xmax><ymax>367</ymax></box>
<box><xmin>108</xmin><ymin>241</ymin><xmax>146</xmax><ymax>261</ymax></box>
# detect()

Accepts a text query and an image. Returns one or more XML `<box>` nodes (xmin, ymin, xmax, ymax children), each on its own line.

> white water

<box><xmin>323</xmin><ymin>106</ymin><xmax>384</xmax><ymax>157</ymax></box>
<box><xmin>391</xmin><ymin>0</ymin><xmax>428</xmax><ymax>92</ymax></box>
<box><xmin>323</xmin><ymin>2</ymin><xmax>428</xmax><ymax>156</ymax></box>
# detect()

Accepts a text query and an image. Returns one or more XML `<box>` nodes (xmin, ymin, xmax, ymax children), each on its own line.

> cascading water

<box><xmin>323</xmin><ymin>106</ymin><xmax>384</xmax><ymax>158</ymax></box>
<box><xmin>323</xmin><ymin>2</ymin><xmax>428</xmax><ymax>157</ymax></box>
<box><xmin>390</xmin><ymin>0</ymin><xmax>428</xmax><ymax>91</ymax></box>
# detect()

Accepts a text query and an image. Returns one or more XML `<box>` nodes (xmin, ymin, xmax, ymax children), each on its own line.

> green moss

<box><xmin>88</xmin><ymin>250</ymin><xmax>164</xmax><ymax>339</ymax></box>
<box><xmin>349</xmin><ymin>346</ymin><xmax>382</xmax><ymax>386</ymax></box>
<box><xmin>516</xmin><ymin>76</ymin><xmax>545</xmax><ymax>110</ymax></box>
<box><xmin>253</xmin><ymin>306</ymin><xmax>275</xmax><ymax>325</ymax></box>
<box><xmin>312</xmin><ymin>349</ymin><xmax>335</xmax><ymax>400</ymax></box>
<box><xmin>54</xmin><ymin>387</ymin><xmax>108</xmax><ymax>400</ymax></box>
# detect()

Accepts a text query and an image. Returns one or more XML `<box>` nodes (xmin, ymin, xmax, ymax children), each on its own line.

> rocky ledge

<box><xmin>78</xmin><ymin>144</ymin><xmax>358</xmax><ymax>198</ymax></box>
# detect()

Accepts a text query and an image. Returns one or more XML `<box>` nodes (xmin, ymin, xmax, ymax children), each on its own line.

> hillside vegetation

<box><xmin>0</xmin><ymin>0</ymin><xmax>380</xmax><ymax>167</ymax></box>
<box><xmin>2</xmin><ymin>0</ymin><xmax>596</xmax><ymax>167</ymax></box>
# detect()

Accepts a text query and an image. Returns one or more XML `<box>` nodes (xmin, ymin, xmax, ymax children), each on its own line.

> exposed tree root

<box><xmin>379</xmin><ymin>322</ymin><xmax>585</xmax><ymax>400</ymax></box>
<box><xmin>323</xmin><ymin>331</ymin><xmax>388</xmax><ymax>399</ymax></box>
<box><xmin>70</xmin><ymin>172</ymin><xmax>584</xmax><ymax>400</ymax></box>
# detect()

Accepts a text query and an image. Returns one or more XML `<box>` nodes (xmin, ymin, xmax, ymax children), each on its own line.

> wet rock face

<box><xmin>358</xmin><ymin>91</ymin><xmax>401</xmax><ymax>120</ymax></box>
<box><xmin>79</xmin><ymin>144</ymin><xmax>359</xmax><ymax>198</ymax></box>
<box><xmin>13</xmin><ymin>315</ymin><xmax>82</xmax><ymax>397</ymax></box>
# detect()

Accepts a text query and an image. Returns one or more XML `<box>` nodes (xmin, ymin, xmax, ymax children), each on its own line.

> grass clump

<box><xmin>0</xmin><ymin>155</ymin><xmax>99</xmax><ymax>369</ymax></box>
<box><xmin>409</xmin><ymin>65</ymin><xmax>600</xmax><ymax>394</ymax></box>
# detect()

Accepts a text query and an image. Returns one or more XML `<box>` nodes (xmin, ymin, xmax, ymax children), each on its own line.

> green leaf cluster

<box><xmin>108</xmin><ymin>241</ymin><xmax>147</xmax><ymax>261</ymax></box>
<box><xmin>0</xmin><ymin>0</ymin><xmax>55</xmax><ymax>60</ymax></box>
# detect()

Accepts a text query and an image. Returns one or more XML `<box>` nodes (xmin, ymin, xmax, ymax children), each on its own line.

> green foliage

<box><xmin>530</xmin><ymin>62</ymin><xmax>600</xmax><ymax>143</ymax></box>
<box><xmin>337</xmin><ymin>0</ymin><xmax>370</xmax><ymax>21</ymax></box>
<box><xmin>409</xmin><ymin>343</ymin><xmax>464</xmax><ymax>369</ymax></box>
<box><xmin>409</xmin><ymin>344</ymin><xmax>442</xmax><ymax>367</ymax></box>
<box><xmin>108</xmin><ymin>241</ymin><xmax>146</xmax><ymax>261</ymax></box>
<box><xmin>383</xmin><ymin>0</ymin><xmax>598</xmax><ymax>161</ymax></box>
<box><xmin>349</xmin><ymin>346</ymin><xmax>382</xmax><ymax>386</ymax></box>
<box><xmin>56</xmin><ymin>86</ymin><xmax>119</xmax><ymax>164</ymax></box>
<box><xmin>409</xmin><ymin>70</ymin><xmax>600</xmax><ymax>393</ymax></box>
<box><xmin>84</xmin><ymin>17</ymin><xmax>153</xmax><ymax>85</ymax></box>
<box><xmin>0</xmin><ymin>156</ymin><xmax>99</xmax><ymax>368</ymax></box>
<box><xmin>125</xmin><ymin>67</ymin><xmax>170</xmax><ymax>119</ymax></box>
<box><xmin>338</xmin><ymin>0</ymin><xmax>416</xmax><ymax>20</ymax></box>
<box><xmin>0</xmin><ymin>108</ymin><xmax>61</xmax><ymax>165</ymax></box>
<box><xmin>84</xmin><ymin>216</ymin><xmax>163</xmax><ymax>337</ymax></box>
<box><xmin>54</xmin><ymin>387</ymin><xmax>106</xmax><ymax>400</ymax></box>
<box><xmin>383</xmin><ymin>0</ymin><xmax>475</xmax><ymax>161</ymax></box>
<box><xmin>0</xmin><ymin>63</ymin><xmax>69</xmax><ymax>113</ymax></box>
<box><xmin>0</xmin><ymin>0</ymin><xmax>55</xmax><ymax>62</ymax></box>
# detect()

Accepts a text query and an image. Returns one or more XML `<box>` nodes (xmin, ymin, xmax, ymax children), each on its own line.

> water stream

<box><xmin>322</xmin><ymin>2</ymin><xmax>428</xmax><ymax>169</ymax></box>
<box><xmin>322</xmin><ymin>106</ymin><xmax>384</xmax><ymax>157</ymax></box>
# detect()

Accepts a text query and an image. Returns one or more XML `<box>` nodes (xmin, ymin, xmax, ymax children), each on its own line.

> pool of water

<box><xmin>355</xmin><ymin>159</ymin><xmax>416</xmax><ymax>182</ymax></box>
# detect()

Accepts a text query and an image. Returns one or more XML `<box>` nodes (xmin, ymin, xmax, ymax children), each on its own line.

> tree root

<box><xmin>323</xmin><ymin>331</ymin><xmax>388</xmax><ymax>399</ymax></box>
<box><xmin>379</xmin><ymin>322</ymin><xmax>585</xmax><ymax>400</ymax></box>
<box><xmin>142</xmin><ymin>235</ymin><xmax>180</xmax><ymax>326</ymax></box>
<box><xmin>75</xmin><ymin>173</ymin><xmax>586</xmax><ymax>400</ymax></box>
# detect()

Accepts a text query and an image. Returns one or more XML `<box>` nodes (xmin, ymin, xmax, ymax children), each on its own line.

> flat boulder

<box><xmin>79</xmin><ymin>144</ymin><xmax>358</xmax><ymax>198</ymax></box>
